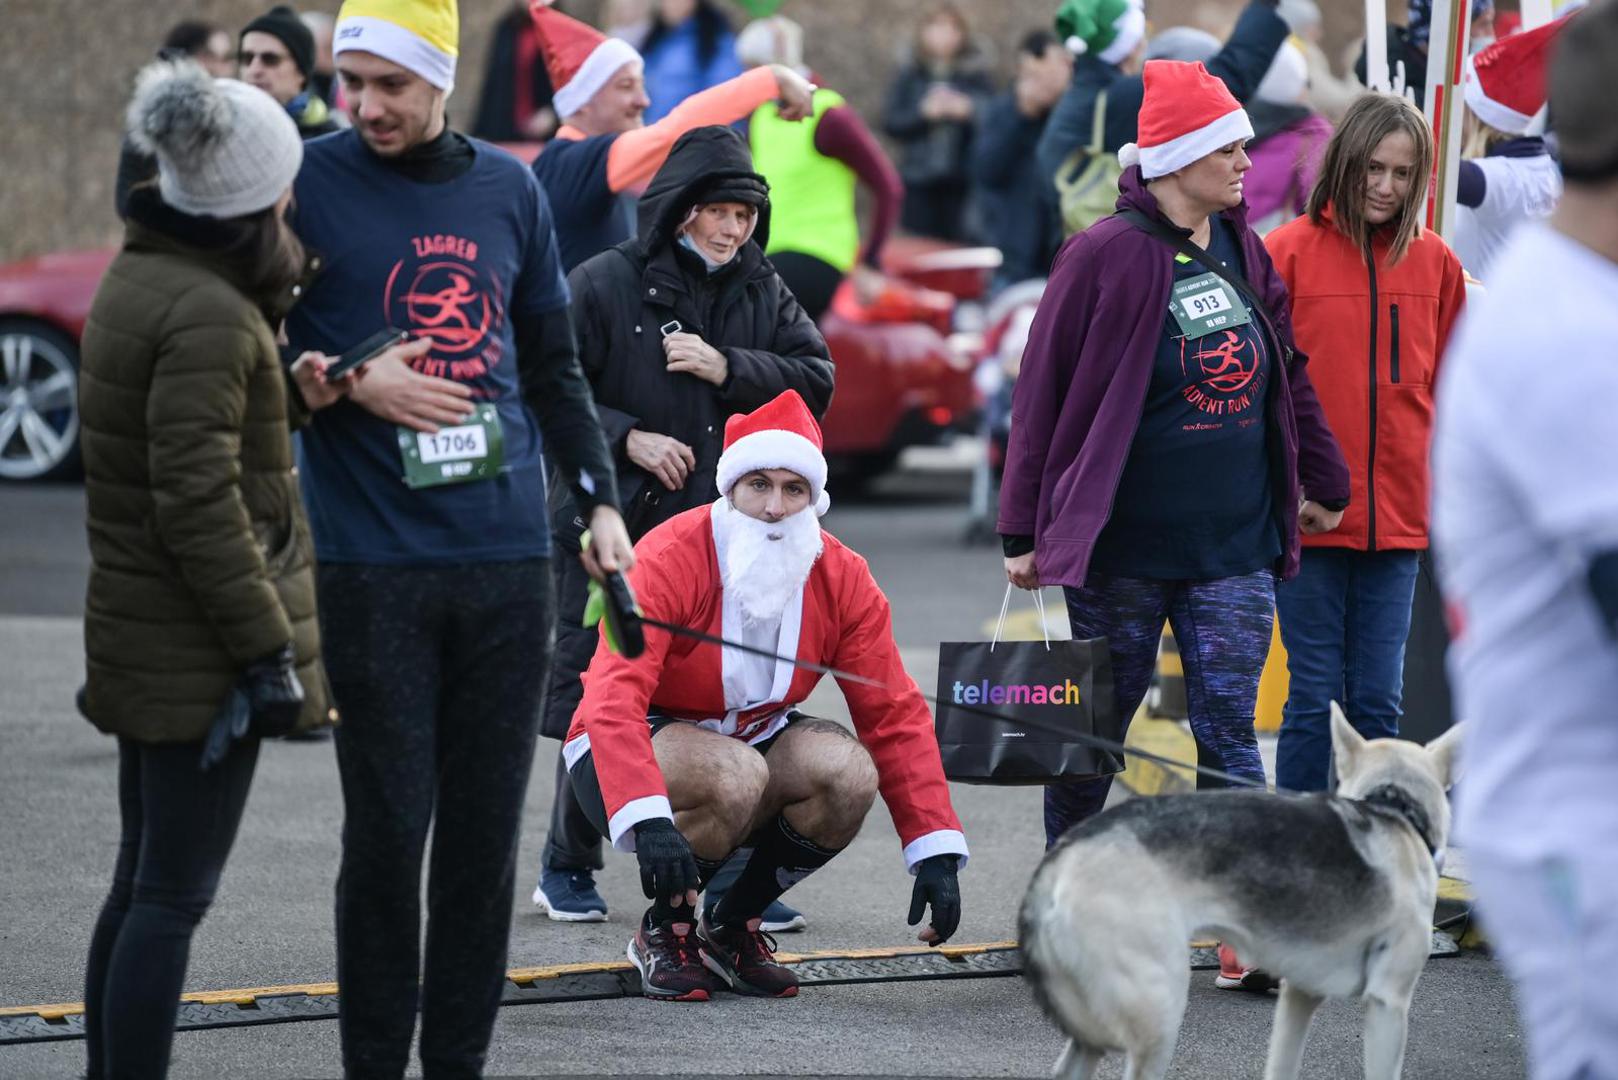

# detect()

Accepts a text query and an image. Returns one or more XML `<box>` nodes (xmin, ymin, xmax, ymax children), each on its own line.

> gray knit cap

<box><xmin>126</xmin><ymin>59</ymin><xmax>303</xmax><ymax>219</ymax></box>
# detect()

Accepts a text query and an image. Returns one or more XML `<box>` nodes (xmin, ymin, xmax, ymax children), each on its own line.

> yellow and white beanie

<box><xmin>334</xmin><ymin>0</ymin><xmax>458</xmax><ymax>91</ymax></box>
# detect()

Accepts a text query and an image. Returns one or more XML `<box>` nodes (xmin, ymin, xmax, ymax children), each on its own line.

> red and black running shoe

<box><xmin>628</xmin><ymin>911</ymin><xmax>721</xmax><ymax>1002</ymax></box>
<box><xmin>699</xmin><ymin>913</ymin><xmax>799</xmax><ymax>998</ymax></box>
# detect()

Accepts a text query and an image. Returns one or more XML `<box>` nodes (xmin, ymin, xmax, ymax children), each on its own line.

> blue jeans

<box><xmin>1046</xmin><ymin>570</ymin><xmax>1275</xmax><ymax>848</ymax></box>
<box><xmin>1274</xmin><ymin>548</ymin><xmax>1421</xmax><ymax>792</ymax></box>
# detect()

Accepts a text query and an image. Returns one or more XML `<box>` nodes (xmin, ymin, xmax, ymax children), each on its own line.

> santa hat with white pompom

<box><xmin>716</xmin><ymin>391</ymin><xmax>832</xmax><ymax>518</ymax></box>
<box><xmin>1118</xmin><ymin>60</ymin><xmax>1254</xmax><ymax>180</ymax></box>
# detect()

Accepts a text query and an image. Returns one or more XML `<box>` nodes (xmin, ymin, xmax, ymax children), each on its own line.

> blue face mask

<box><xmin>678</xmin><ymin>232</ymin><xmax>731</xmax><ymax>274</ymax></box>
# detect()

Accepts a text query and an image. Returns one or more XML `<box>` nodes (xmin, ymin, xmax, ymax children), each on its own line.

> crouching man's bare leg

<box><xmin>708</xmin><ymin>719</ymin><xmax>879</xmax><ymax>929</ymax></box>
<box><xmin>652</xmin><ymin>723</ymin><xmax>771</xmax><ymax>870</ymax></box>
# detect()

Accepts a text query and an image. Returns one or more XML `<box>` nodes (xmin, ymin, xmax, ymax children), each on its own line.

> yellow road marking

<box><xmin>1</xmin><ymin>941</ymin><xmax>1025</xmax><ymax>1019</ymax></box>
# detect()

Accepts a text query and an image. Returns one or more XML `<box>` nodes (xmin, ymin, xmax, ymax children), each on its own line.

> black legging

<box><xmin>770</xmin><ymin>251</ymin><xmax>847</xmax><ymax>325</ymax></box>
<box><xmin>320</xmin><ymin>559</ymin><xmax>553</xmax><ymax>1080</ymax></box>
<box><xmin>84</xmin><ymin>735</ymin><xmax>260</xmax><ymax>1080</ymax></box>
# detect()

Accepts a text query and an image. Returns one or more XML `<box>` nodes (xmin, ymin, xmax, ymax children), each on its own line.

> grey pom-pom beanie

<box><xmin>126</xmin><ymin>58</ymin><xmax>303</xmax><ymax>219</ymax></box>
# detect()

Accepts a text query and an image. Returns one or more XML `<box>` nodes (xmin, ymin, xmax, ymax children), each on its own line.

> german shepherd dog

<box><xmin>1020</xmin><ymin>705</ymin><xmax>1461</xmax><ymax>1080</ymax></box>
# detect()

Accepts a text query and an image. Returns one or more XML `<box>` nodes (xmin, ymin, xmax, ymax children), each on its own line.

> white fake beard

<box><xmin>720</xmin><ymin>503</ymin><xmax>824</xmax><ymax>626</ymax></box>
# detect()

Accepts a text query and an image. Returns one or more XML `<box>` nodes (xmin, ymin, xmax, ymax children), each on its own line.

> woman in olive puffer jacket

<box><xmin>75</xmin><ymin>60</ymin><xmax>346</xmax><ymax>1079</ymax></box>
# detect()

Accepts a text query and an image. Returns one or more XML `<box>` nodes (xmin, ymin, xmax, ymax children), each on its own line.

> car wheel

<box><xmin>0</xmin><ymin>318</ymin><xmax>81</xmax><ymax>483</ymax></box>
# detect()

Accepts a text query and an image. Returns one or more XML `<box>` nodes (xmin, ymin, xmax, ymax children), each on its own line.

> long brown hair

<box><xmin>223</xmin><ymin>203</ymin><xmax>308</xmax><ymax>310</ymax></box>
<box><xmin>128</xmin><ymin>179</ymin><xmax>307</xmax><ymax>307</ymax></box>
<box><xmin>1305</xmin><ymin>93</ymin><xmax>1433</xmax><ymax>267</ymax></box>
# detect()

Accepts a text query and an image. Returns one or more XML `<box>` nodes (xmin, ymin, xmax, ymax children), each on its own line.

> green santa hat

<box><xmin>1055</xmin><ymin>0</ymin><xmax>1147</xmax><ymax>66</ymax></box>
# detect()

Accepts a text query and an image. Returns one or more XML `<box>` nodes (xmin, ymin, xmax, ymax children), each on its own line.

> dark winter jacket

<box><xmin>881</xmin><ymin>46</ymin><xmax>995</xmax><ymax>189</ymax></box>
<box><xmin>78</xmin><ymin>216</ymin><xmax>330</xmax><ymax>742</ymax></box>
<box><xmin>996</xmin><ymin>168</ymin><xmax>1350</xmax><ymax>589</ymax></box>
<box><xmin>971</xmin><ymin>90</ymin><xmax>1062</xmax><ymax>288</ymax></box>
<box><xmin>543</xmin><ymin>125</ymin><xmax>833</xmax><ymax>738</ymax></box>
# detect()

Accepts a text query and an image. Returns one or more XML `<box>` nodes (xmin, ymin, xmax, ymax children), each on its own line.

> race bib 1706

<box><xmin>397</xmin><ymin>404</ymin><xmax>505</xmax><ymax>489</ymax></box>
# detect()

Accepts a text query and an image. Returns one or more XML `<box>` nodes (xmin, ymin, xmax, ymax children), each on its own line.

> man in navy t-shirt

<box><xmin>283</xmin><ymin>2</ymin><xmax>633</xmax><ymax>1075</ymax></box>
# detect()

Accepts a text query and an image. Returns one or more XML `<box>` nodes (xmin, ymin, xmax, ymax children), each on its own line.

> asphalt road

<box><xmin>0</xmin><ymin>461</ymin><xmax>1527</xmax><ymax>1079</ymax></box>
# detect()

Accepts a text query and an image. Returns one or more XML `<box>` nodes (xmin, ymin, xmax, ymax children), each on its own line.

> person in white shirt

<box><xmin>1451</xmin><ymin>16</ymin><xmax>1569</xmax><ymax>279</ymax></box>
<box><xmin>1432</xmin><ymin>4</ymin><xmax>1618</xmax><ymax>1076</ymax></box>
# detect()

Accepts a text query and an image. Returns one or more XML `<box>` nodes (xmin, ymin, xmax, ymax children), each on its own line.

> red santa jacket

<box><xmin>1266</xmin><ymin>209</ymin><xmax>1467</xmax><ymax>550</ymax></box>
<box><xmin>565</xmin><ymin>503</ymin><xmax>968</xmax><ymax>871</ymax></box>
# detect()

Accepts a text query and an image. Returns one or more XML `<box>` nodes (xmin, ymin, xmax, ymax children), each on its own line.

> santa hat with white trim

<box><xmin>1118</xmin><ymin>60</ymin><xmax>1255</xmax><ymax>180</ymax></box>
<box><xmin>716</xmin><ymin>391</ymin><xmax>831</xmax><ymax>518</ymax></box>
<box><xmin>1056</xmin><ymin>0</ymin><xmax>1147</xmax><ymax>65</ymax></box>
<box><xmin>333</xmin><ymin>0</ymin><xmax>458</xmax><ymax>91</ymax></box>
<box><xmin>1463</xmin><ymin>14</ymin><xmax>1567</xmax><ymax>136</ymax></box>
<box><xmin>529</xmin><ymin>0</ymin><xmax>644</xmax><ymax>120</ymax></box>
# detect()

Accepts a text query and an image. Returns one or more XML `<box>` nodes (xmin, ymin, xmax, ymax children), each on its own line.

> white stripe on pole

<box><xmin>1366</xmin><ymin>0</ymin><xmax>1389</xmax><ymax>91</ymax></box>
<box><xmin>1422</xmin><ymin>0</ymin><xmax>1471</xmax><ymax>238</ymax></box>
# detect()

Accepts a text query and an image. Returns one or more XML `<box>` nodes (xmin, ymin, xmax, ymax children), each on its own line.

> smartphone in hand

<box><xmin>326</xmin><ymin>328</ymin><xmax>409</xmax><ymax>380</ymax></box>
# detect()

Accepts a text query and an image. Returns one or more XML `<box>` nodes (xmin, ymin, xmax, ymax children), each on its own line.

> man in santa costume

<box><xmin>527</xmin><ymin>0</ymin><xmax>814</xmax><ymax>272</ymax></box>
<box><xmin>563</xmin><ymin>390</ymin><xmax>968</xmax><ymax>1001</ymax></box>
<box><xmin>528</xmin><ymin>0</ymin><xmax>818</xmax><ymax>928</ymax></box>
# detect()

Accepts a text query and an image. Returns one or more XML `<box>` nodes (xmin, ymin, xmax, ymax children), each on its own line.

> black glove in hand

<box><xmin>200</xmin><ymin>684</ymin><xmax>252</xmax><ymax>771</ymax></box>
<box><xmin>199</xmin><ymin>645</ymin><xmax>303</xmax><ymax>771</ymax></box>
<box><xmin>907</xmin><ymin>854</ymin><xmax>962</xmax><ymax>946</ymax></box>
<box><xmin>634</xmin><ymin>818</ymin><xmax>699</xmax><ymax>905</ymax></box>
<box><xmin>243</xmin><ymin>643</ymin><xmax>303</xmax><ymax>737</ymax></box>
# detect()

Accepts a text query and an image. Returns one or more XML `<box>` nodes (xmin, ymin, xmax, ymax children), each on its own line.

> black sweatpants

<box><xmin>319</xmin><ymin>560</ymin><xmax>553</xmax><ymax>1080</ymax></box>
<box><xmin>84</xmin><ymin>736</ymin><xmax>260</xmax><ymax>1080</ymax></box>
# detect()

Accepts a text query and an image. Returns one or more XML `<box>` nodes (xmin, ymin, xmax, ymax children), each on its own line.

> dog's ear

<box><xmin>1330</xmin><ymin>701</ymin><xmax>1365</xmax><ymax>784</ymax></box>
<box><xmin>1425</xmin><ymin>723</ymin><xmax>1464</xmax><ymax>790</ymax></box>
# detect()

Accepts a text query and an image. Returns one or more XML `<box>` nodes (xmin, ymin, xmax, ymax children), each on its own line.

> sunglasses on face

<box><xmin>238</xmin><ymin>50</ymin><xmax>288</xmax><ymax>68</ymax></box>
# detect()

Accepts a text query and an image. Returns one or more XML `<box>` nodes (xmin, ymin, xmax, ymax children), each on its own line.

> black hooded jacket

<box><xmin>543</xmin><ymin>126</ymin><xmax>833</xmax><ymax>739</ymax></box>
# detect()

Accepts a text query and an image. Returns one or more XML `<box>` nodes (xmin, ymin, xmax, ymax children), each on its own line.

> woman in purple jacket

<box><xmin>998</xmin><ymin>62</ymin><xmax>1349</xmax><ymax>877</ymax></box>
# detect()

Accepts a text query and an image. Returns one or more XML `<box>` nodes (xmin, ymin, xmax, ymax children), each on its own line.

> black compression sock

<box><xmin>708</xmin><ymin>814</ymin><xmax>842</xmax><ymax>929</ymax></box>
<box><xmin>648</xmin><ymin>897</ymin><xmax>697</xmax><ymax>927</ymax></box>
<box><xmin>694</xmin><ymin>854</ymin><xmax>727</xmax><ymax>889</ymax></box>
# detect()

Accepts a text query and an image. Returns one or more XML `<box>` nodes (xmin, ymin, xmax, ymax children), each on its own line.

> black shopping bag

<box><xmin>934</xmin><ymin>588</ymin><xmax>1121</xmax><ymax>784</ymax></box>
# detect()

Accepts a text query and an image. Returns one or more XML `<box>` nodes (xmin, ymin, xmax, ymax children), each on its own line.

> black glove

<box><xmin>200</xmin><ymin>684</ymin><xmax>252</xmax><ymax>772</ymax></box>
<box><xmin>634</xmin><ymin>818</ymin><xmax>699</xmax><ymax>903</ymax></box>
<box><xmin>907</xmin><ymin>854</ymin><xmax>962</xmax><ymax>946</ymax></box>
<box><xmin>199</xmin><ymin>645</ymin><xmax>303</xmax><ymax>771</ymax></box>
<box><xmin>243</xmin><ymin>643</ymin><xmax>304</xmax><ymax>737</ymax></box>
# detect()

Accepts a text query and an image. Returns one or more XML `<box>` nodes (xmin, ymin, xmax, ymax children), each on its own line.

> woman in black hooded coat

<box><xmin>534</xmin><ymin>125</ymin><xmax>834</xmax><ymax>902</ymax></box>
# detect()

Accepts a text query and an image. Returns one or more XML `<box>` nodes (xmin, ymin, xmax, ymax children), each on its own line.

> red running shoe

<box><xmin>1215</xmin><ymin>943</ymin><xmax>1279</xmax><ymax>993</ymax></box>
<box><xmin>628</xmin><ymin>911</ymin><xmax>722</xmax><ymax>1002</ymax></box>
<box><xmin>699</xmin><ymin>913</ymin><xmax>799</xmax><ymax>998</ymax></box>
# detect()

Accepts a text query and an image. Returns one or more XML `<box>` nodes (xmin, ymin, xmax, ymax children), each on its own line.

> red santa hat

<box><xmin>716</xmin><ymin>391</ymin><xmax>831</xmax><ymax>517</ymax></box>
<box><xmin>1463</xmin><ymin>15</ymin><xmax>1566</xmax><ymax>136</ymax></box>
<box><xmin>1118</xmin><ymin>60</ymin><xmax>1254</xmax><ymax>180</ymax></box>
<box><xmin>529</xmin><ymin>0</ymin><xmax>643</xmax><ymax>120</ymax></box>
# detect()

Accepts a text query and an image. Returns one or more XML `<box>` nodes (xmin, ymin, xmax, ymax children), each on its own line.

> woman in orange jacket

<box><xmin>1265</xmin><ymin>93</ymin><xmax>1467</xmax><ymax>791</ymax></box>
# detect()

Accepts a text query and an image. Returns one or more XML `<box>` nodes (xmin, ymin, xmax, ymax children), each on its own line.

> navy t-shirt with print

<box><xmin>286</xmin><ymin>130</ymin><xmax>569</xmax><ymax>565</ymax></box>
<box><xmin>533</xmin><ymin>133</ymin><xmax>638</xmax><ymax>273</ymax></box>
<box><xmin>1091</xmin><ymin>215</ymin><xmax>1280</xmax><ymax>580</ymax></box>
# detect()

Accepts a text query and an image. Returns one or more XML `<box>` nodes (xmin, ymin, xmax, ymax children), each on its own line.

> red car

<box><xmin>0</xmin><ymin>249</ymin><xmax>102</xmax><ymax>482</ymax></box>
<box><xmin>0</xmin><ymin>237</ymin><xmax>986</xmax><ymax>485</ymax></box>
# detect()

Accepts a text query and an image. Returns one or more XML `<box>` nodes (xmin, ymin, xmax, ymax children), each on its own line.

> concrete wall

<box><xmin>2</xmin><ymin>0</ymin><xmax>1374</xmax><ymax>263</ymax></box>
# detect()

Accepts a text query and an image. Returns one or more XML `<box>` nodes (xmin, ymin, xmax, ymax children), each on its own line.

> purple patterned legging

<box><xmin>1046</xmin><ymin>569</ymin><xmax>1275</xmax><ymax>848</ymax></box>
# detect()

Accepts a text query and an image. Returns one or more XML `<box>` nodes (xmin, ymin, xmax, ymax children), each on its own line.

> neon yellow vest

<box><xmin>749</xmin><ymin>88</ymin><xmax>860</xmax><ymax>273</ymax></box>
